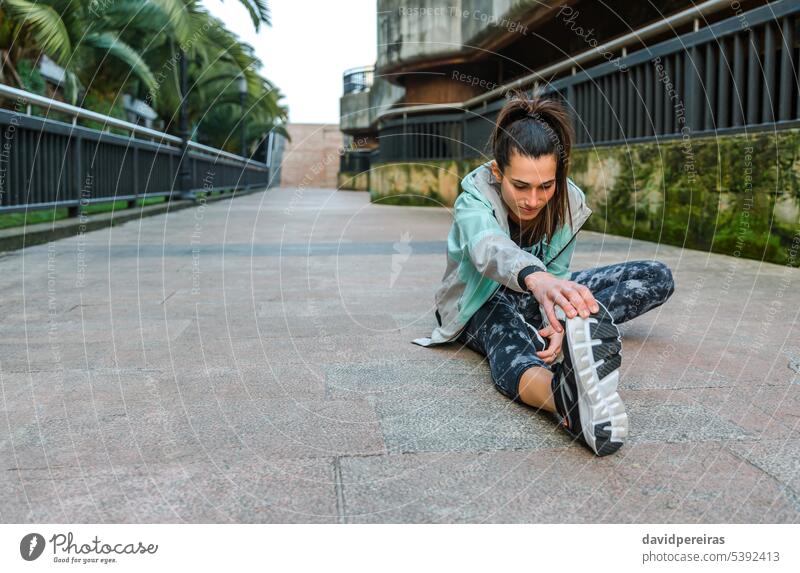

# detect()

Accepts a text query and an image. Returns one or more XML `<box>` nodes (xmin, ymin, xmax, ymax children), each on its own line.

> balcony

<box><xmin>343</xmin><ymin>66</ymin><xmax>374</xmax><ymax>94</ymax></box>
<box><xmin>340</xmin><ymin>66</ymin><xmax>375</xmax><ymax>135</ymax></box>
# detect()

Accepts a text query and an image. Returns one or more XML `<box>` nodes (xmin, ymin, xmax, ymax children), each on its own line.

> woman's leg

<box><xmin>456</xmin><ymin>287</ymin><xmax>557</xmax><ymax>412</ymax></box>
<box><xmin>568</xmin><ymin>260</ymin><xmax>675</xmax><ymax>324</ymax></box>
<box><xmin>519</xmin><ymin>367</ymin><xmax>557</xmax><ymax>412</ymax></box>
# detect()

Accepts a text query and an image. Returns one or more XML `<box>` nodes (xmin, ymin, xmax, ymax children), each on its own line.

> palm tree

<box><xmin>1</xmin><ymin>0</ymin><xmax>287</xmax><ymax>151</ymax></box>
<box><xmin>2</xmin><ymin>0</ymin><xmax>157</xmax><ymax>104</ymax></box>
<box><xmin>106</xmin><ymin>0</ymin><xmax>287</xmax><ymax>149</ymax></box>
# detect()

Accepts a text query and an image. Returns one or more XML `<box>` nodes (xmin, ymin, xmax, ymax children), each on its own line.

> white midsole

<box><xmin>563</xmin><ymin>310</ymin><xmax>629</xmax><ymax>452</ymax></box>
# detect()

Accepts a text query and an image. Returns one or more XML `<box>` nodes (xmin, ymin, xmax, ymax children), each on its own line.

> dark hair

<box><xmin>488</xmin><ymin>88</ymin><xmax>575</xmax><ymax>246</ymax></box>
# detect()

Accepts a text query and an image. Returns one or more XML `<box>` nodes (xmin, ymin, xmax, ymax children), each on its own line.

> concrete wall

<box><xmin>279</xmin><ymin>123</ymin><xmax>344</xmax><ymax>189</ymax></box>
<box><xmin>378</xmin><ymin>0</ymin><xmax>529</xmax><ymax>69</ymax></box>
<box><xmin>377</xmin><ymin>0</ymin><xmax>537</xmax><ymax>71</ymax></box>
<box><xmin>570</xmin><ymin>129</ymin><xmax>800</xmax><ymax>265</ymax></box>
<box><xmin>340</xmin><ymin>91</ymin><xmax>371</xmax><ymax>133</ymax></box>
<box><xmin>369</xmin><ymin>76</ymin><xmax>406</xmax><ymax>119</ymax></box>
<box><xmin>337</xmin><ymin>171</ymin><xmax>370</xmax><ymax>191</ymax></box>
<box><xmin>367</xmin><ymin>128</ymin><xmax>800</xmax><ymax>265</ymax></box>
<box><xmin>369</xmin><ymin>159</ymin><xmax>483</xmax><ymax>206</ymax></box>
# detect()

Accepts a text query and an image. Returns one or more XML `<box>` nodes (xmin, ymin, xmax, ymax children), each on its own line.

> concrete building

<box><xmin>338</xmin><ymin>0</ymin><xmax>799</xmax><ymax>264</ymax></box>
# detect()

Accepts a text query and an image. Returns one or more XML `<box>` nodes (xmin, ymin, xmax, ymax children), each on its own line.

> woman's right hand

<box><xmin>523</xmin><ymin>271</ymin><xmax>599</xmax><ymax>333</ymax></box>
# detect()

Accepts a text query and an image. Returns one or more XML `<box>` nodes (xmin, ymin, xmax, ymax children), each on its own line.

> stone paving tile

<box><xmin>620</xmin><ymin>363</ymin><xmax>741</xmax><ymax>390</ymax></box>
<box><xmin>0</xmin><ymin>341</ymin><xmax>179</xmax><ymax>372</ymax></box>
<box><xmin>676</xmin><ymin>341</ymin><xmax>792</xmax><ymax>386</ymax></box>
<box><xmin>727</xmin><ymin>439</ymin><xmax>800</xmax><ymax>500</ymax></box>
<box><xmin>621</xmin><ymin>388</ymin><xmax>751</xmax><ymax>444</ymax></box>
<box><xmin>0</xmin><ymin>319</ymin><xmax>192</xmax><ymax>345</ymax></box>
<box><xmin>0</xmin><ymin>403</ymin><xmax>209</xmax><ymax>470</ymax></box>
<box><xmin>0</xmin><ymin>365</ymin><xmax>328</xmax><ymax>413</ymax></box>
<box><xmin>688</xmin><ymin>385</ymin><xmax>800</xmax><ymax>439</ymax></box>
<box><xmin>150</xmin><ymin>333</ymin><xmax>441</xmax><ymax>371</ymax></box>
<box><xmin>0</xmin><ymin>368</ymin><xmax>167</xmax><ymax>410</ymax></box>
<box><xmin>190</xmin><ymin>312</ymin><xmax>400</xmax><ymax>340</ymax></box>
<box><xmin>173</xmin><ymin>399</ymin><xmax>385</xmax><ymax>460</ymax></box>
<box><xmin>1</xmin><ymin>395</ymin><xmax>385</xmax><ymax>470</ymax></box>
<box><xmin>0</xmin><ymin>452</ymin><xmax>337</xmax><ymax>523</ymax></box>
<box><xmin>338</xmin><ymin>442</ymin><xmax>799</xmax><ymax>523</ymax></box>
<box><xmin>372</xmin><ymin>393</ymin><xmax>571</xmax><ymax>454</ymax></box>
<box><xmin>617</xmin><ymin>335</ymin><xmax>797</xmax><ymax>388</ymax></box>
<box><xmin>323</xmin><ymin>359</ymin><xmax>489</xmax><ymax>400</ymax></box>
<box><xmin>166</xmin><ymin>364</ymin><xmax>329</xmax><ymax>401</ymax></box>
<box><xmin>623</xmin><ymin>386</ymin><xmax>799</xmax><ymax>442</ymax></box>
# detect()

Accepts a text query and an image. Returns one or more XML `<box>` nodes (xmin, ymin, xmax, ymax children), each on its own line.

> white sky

<box><xmin>202</xmin><ymin>0</ymin><xmax>377</xmax><ymax>124</ymax></box>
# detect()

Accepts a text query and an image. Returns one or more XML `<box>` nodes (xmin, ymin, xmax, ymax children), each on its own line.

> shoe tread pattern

<box><xmin>589</xmin><ymin>305</ymin><xmax>623</xmax><ymax>383</ymax></box>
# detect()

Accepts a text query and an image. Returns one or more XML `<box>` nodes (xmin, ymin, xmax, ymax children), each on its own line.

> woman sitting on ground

<box><xmin>413</xmin><ymin>89</ymin><xmax>675</xmax><ymax>456</ymax></box>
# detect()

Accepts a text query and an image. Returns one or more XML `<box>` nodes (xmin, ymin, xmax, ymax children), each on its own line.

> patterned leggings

<box><xmin>455</xmin><ymin>260</ymin><xmax>675</xmax><ymax>401</ymax></box>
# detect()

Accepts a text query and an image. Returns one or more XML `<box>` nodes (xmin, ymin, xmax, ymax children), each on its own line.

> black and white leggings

<box><xmin>455</xmin><ymin>260</ymin><xmax>675</xmax><ymax>401</ymax></box>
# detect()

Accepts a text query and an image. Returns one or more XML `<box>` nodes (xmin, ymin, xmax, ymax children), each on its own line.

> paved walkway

<box><xmin>1</xmin><ymin>187</ymin><xmax>799</xmax><ymax>523</ymax></box>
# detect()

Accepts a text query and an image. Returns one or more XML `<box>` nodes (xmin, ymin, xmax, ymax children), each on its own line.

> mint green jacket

<box><xmin>412</xmin><ymin>160</ymin><xmax>592</xmax><ymax>347</ymax></box>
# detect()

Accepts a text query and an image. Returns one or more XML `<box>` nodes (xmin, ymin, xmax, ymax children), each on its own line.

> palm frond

<box><xmin>2</xmin><ymin>0</ymin><xmax>72</xmax><ymax>64</ymax></box>
<box><xmin>101</xmin><ymin>0</ymin><xmax>172</xmax><ymax>36</ymax></box>
<box><xmin>83</xmin><ymin>32</ymin><xmax>157</xmax><ymax>92</ymax></box>
<box><xmin>218</xmin><ymin>0</ymin><xmax>270</xmax><ymax>31</ymax></box>
<box><xmin>148</xmin><ymin>0</ymin><xmax>192</xmax><ymax>42</ymax></box>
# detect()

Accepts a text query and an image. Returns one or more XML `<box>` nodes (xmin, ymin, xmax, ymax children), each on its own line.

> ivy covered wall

<box><xmin>570</xmin><ymin>129</ymin><xmax>800</xmax><ymax>266</ymax></box>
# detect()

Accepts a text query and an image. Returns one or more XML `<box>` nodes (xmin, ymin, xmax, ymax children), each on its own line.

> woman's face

<box><xmin>490</xmin><ymin>151</ymin><xmax>558</xmax><ymax>224</ymax></box>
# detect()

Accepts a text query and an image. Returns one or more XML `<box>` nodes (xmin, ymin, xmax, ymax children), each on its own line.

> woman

<box><xmin>412</xmin><ymin>90</ymin><xmax>675</xmax><ymax>456</ymax></box>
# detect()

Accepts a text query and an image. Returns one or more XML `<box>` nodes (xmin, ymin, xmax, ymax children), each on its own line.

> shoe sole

<box><xmin>562</xmin><ymin>301</ymin><xmax>628</xmax><ymax>456</ymax></box>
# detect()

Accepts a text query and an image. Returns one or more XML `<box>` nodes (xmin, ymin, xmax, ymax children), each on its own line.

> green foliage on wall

<box><xmin>571</xmin><ymin>129</ymin><xmax>800</xmax><ymax>266</ymax></box>
<box><xmin>368</xmin><ymin>129</ymin><xmax>799</xmax><ymax>266</ymax></box>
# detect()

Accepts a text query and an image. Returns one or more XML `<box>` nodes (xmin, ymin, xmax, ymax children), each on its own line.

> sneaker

<box><xmin>550</xmin><ymin>300</ymin><xmax>628</xmax><ymax>456</ymax></box>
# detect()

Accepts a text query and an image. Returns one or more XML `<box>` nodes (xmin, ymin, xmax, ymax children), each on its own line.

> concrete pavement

<box><xmin>1</xmin><ymin>187</ymin><xmax>799</xmax><ymax>523</ymax></box>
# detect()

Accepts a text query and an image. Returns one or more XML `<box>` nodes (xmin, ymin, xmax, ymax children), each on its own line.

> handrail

<box><xmin>343</xmin><ymin>65</ymin><xmax>375</xmax><ymax>76</ymax></box>
<box><xmin>0</xmin><ymin>83</ymin><xmax>181</xmax><ymax>143</ymax></box>
<box><xmin>186</xmin><ymin>139</ymin><xmax>267</xmax><ymax>167</ymax></box>
<box><xmin>376</xmin><ymin>0</ymin><xmax>736</xmax><ymax>122</ymax></box>
<box><xmin>0</xmin><ymin>82</ymin><xmax>266</xmax><ymax>166</ymax></box>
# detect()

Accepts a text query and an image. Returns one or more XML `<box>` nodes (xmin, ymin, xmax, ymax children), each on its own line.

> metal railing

<box><xmin>560</xmin><ymin>0</ymin><xmax>799</xmax><ymax>145</ymax></box>
<box><xmin>343</xmin><ymin>66</ymin><xmax>375</xmax><ymax>95</ymax></box>
<box><xmin>374</xmin><ymin>0</ymin><xmax>799</xmax><ymax>162</ymax></box>
<box><xmin>0</xmin><ymin>83</ymin><xmax>271</xmax><ymax>214</ymax></box>
<box><xmin>377</xmin><ymin>114</ymin><xmax>464</xmax><ymax>162</ymax></box>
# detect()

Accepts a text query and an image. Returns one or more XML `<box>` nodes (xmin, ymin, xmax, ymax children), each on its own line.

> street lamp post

<box><xmin>239</xmin><ymin>74</ymin><xmax>247</xmax><ymax>158</ymax></box>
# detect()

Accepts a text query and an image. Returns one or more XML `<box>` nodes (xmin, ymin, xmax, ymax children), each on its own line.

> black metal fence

<box><xmin>0</xmin><ymin>106</ymin><xmax>270</xmax><ymax>215</ymax></box>
<box><xmin>339</xmin><ymin>149</ymin><xmax>373</xmax><ymax>173</ymax></box>
<box><xmin>377</xmin><ymin>114</ymin><xmax>464</xmax><ymax>162</ymax></box>
<box><xmin>375</xmin><ymin>0</ymin><xmax>800</xmax><ymax>162</ymax></box>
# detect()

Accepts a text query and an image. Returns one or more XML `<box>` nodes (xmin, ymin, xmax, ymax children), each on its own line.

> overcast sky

<box><xmin>202</xmin><ymin>0</ymin><xmax>377</xmax><ymax>124</ymax></box>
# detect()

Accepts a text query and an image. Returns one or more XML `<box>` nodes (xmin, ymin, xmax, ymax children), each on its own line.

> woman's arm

<box><xmin>454</xmin><ymin>191</ymin><xmax>548</xmax><ymax>292</ymax></box>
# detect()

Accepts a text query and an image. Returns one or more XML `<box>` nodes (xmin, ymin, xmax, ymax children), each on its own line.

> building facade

<box><xmin>339</xmin><ymin>0</ymin><xmax>800</xmax><ymax>264</ymax></box>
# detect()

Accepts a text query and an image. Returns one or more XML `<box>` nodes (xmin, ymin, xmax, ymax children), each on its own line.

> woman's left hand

<box><xmin>536</xmin><ymin>325</ymin><xmax>564</xmax><ymax>364</ymax></box>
